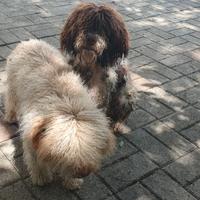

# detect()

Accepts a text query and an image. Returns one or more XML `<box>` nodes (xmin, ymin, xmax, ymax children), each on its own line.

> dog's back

<box><xmin>5</xmin><ymin>40</ymin><xmax>116</xmax><ymax>183</ymax></box>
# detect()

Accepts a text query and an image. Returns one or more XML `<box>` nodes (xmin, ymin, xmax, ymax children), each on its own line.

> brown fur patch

<box><xmin>30</xmin><ymin>117</ymin><xmax>50</xmax><ymax>150</ymax></box>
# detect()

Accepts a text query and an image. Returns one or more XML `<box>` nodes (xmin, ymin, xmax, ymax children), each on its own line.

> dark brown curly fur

<box><xmin>60</xmin><ymin>3</ymin><xmax>133</xmax><ymax>134</ymax></box>
<box><xmin>106</xmin><ymin>66</ymin><xmax>133</xmax><ymax>125</ymax></box>
<box><xmin>60</xmin><ymin>3</ymin><xmax>129</xmax><ymax>68</ymax></box>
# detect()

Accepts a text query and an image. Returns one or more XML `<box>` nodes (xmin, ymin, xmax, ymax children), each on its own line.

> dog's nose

<box><xmin>85</xmin><ymin>33</ymin><xmax>97</xmax><ymax>45</ymax></box>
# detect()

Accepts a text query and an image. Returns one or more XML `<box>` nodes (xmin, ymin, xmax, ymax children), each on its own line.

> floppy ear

<box><xmin>29</xmin><ymin>117</ymin><xmax>49</xmax><ymax>150</ymax></box>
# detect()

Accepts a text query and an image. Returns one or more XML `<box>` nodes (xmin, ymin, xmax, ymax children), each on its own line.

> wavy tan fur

<box><xmin>4</xmin><ymin>39</ymin><xmax>115</xmax><ymax>189</ymax></box>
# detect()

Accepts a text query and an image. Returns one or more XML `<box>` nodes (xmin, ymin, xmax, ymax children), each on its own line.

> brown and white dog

<box><xmin>4</xmin><ymin>39</ymin><xmax>115</xmax><ymax>189</ymax></box>
<box><xmin>60</xmin><ymin>3</ymin><xmax>135</xmax><ymax>134</ymax></box>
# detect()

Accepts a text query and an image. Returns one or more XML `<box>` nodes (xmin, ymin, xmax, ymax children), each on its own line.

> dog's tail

<box><xmin>24</xmin><ymin>93</ymin><xmax>116</xmax><ymax>177</ymax></box>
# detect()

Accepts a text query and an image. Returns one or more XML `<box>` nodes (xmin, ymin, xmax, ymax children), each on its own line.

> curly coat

<box><xmin>60</xmin><ymin>3</ymin><xmax>129</xmax><ymax>68</ymax></box>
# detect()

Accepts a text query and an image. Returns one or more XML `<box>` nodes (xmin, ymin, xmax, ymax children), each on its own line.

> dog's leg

<box><xmin>31</xmin><ymin>158</ymin><xmax>53</xmax><ymax>186</ymax></box>
<box><xmin>4</xmin><ymin>88</ymin><xmax>17</xmax><ymax>123</ymax></box>
<box><xmin>23</xmin><ymin>141</ymin><xmax>52</xmax><ymax>186</ymax></box>
<box><xmin>63</xmin><ymin>178</ymin><xmax>84</xmax><ymax>190</ymax></box>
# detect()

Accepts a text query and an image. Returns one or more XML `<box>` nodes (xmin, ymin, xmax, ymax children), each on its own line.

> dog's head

<box><xmin>28</xmin><ymin>113</ymin><xmax>115</xmax><ymax>178</ymax></box>
<box><xmin>60</xmin><ymin>3</ymin><xmax>129</xmax><ymax>68</ymax></box>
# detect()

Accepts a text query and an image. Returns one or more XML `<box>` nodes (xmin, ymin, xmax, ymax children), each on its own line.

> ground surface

<box><xmin>0</xmin><ymin>0</ymin><xmax>200</xmax><ymax>199</ymax></box>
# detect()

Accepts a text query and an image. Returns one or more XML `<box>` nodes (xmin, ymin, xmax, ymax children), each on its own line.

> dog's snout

<box><xmin>85</xmin><ymin>33</ymin><xmax>97</xmax><ymax>45</ymax></box>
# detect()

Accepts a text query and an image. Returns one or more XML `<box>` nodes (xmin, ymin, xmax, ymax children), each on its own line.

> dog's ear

<box><xmin>29</xmin><ymin>117</ymin><xmax>50</xmax><ymax>150</ymax></box>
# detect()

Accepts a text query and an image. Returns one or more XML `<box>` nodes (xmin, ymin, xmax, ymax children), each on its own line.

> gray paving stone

<box><xmin>45</xmin><ymin>5</ymin><xmax>70</xmax><ymax>16</ymax></box>
<box><xmin>4</xmin><ymin>6</ymin><xmax>39</xmax><ymax>17</ymax></box>
<box><xmin>146</xmin><ymin>86</ymin><xmax>188</xmax><ymax>111</ymax></box>
<box><xmin>145</xmin><ymin>121</ymin><xmax>196</xmax><ymax>155</ymax></box>
<box><xmin>126</xmin><ymin>21</ymin><xmax>150</xmax><ymax>33</ymax></box>
<box><xmin>170</xmin><ymin>28</ymin><xmax>194</xmax><ymax>36</ymax></box>
<box><xmin>194</xmin><ymin>101</ymin><xmax>200</xmax><ymax>110</ymax></box>
<box><xmin>125</xmin><ymin>129</ymin><xmax>178</xmax><ymax>165</ymax></box>
<box><xmin>25</xmin><ymin>23</ymin><xmax>54</xmax><ymax>32</ymax></box>
<box><xmin>174</xmin><ymin>61</ymin><xmax>200</xmax><ymax>75</ymax></box>
<box><xmin>104</xmin><ymin>196</ymin><xmax>118</xmax><ymax>200</ymax></box>
<box><xmin>0</xmin><ymin>46</ymin><xmax>12</xmax><ymax>59</ymax></box>
<box><xmin>76</xmin><ymin>175</ymin><xmax>112</xmax><ymax>200</ymax></box>
<box><xmin>189</xmin><ymin>71</ymin><xmax>200</xmax><ymax>82</ymax></box>
<box><xmin>171</xmin><ymin>42</ymin><xmax>199</xmax><ymax>55</ymax></box>
<box><xmin>187</xmin><ymin>179</ymin><xmax>200</xmax><ymax>198</ymax></box>
<box><xmin>130</xmin><ymin>37</ymin><xmax>153</xmax><ymax>49</ymax></box>
<box><xmin>0</xmin><ymin>150</ymin><xmax>20</xmax><ymax>188</ymax></box>
<box><xmin>161</xmin><ymin>106</ymin><xmax>200</xmax><ymax>131</ymax></box>
<box><xmin>160</xmin><ymin>55</ymin><xmax>191</xmax><ymax>67</ymax></box>
<box><xmin>161</xmin><ymin>76</ymin><xmax>198</xmax><ymax>94</ymax></box>
<box><xmin>9</xmin><ymin>15</ymin><xmax>33</xmax><ymax>27</ymax></box>
<box><xmin>191</xmin><ymin>31</ymin><xmax>200</xmax><ymax>39</ymax></box>
<box><xmin>146</xmin><ymin>42</ymin><xmax>173</xmax><ymax>56</ymax></box>
<box><xmin>182</xmin><ymin>34</ymin><xmax>200</xmax><ymax>45</ymax></box>
<box><xmin>127</xmin><ymin>109</ymin><xmax>156</xmax><ymax>130</ymax></box>
<box><xmin>42</xmin><ymin>36</ymin><xmax>60</xmax><ymax>48</ymax></box>
<box><xmin>25</xmin><ymin>14</ymin><xmax>48</xmax><ymax>24</ymax></box>
<box><xmin>135</xmin><ymin>66</ymin><xmax>169</xmax><ymax>85</ymax></box>
<box><xmin>31</xmin><ymin>27</ymin><xmax>59</xmax><ymax>38</ymax></box>
<box><xmin>164</xmin><ymin>149</ymin><xmax>200</xmax><ymax>186</ymax></box>
<box><xmin>0</xmin><ymin>39</ymin><xmax>5</xmax><ymax>46</ymax></box>
<box><xmin>10</xmin><ymin>28</ymin><xmax>36</xmax><ymax>41</ymax></box>
<box><xmin>100</xmin><ymin>152</ymin><xmax>157</xmax><ymax>192</ymax></box>
<box><xmin>143</xmin><ymin>170</ymin><xmax>197</xmax><ymax>200</ymax></box>
<box><xmin>144</xmin><ymin>62</ymin><xmax>182</xmax><ymax>80</ymax></box>
<box><xmin>128</xmin><ymin>49</ymin><xmax>141</xmax><ymax>59</ymax></box>
<box><xmin>118</xmin><ymin>183</ymin><xmax>158</xmax><ymax>200</ymax></box>
<box><xmin>44</xmin><ymin>15</ymin><xmax>68</xmax><ymax>24</ymax></box>
<box><xmin>103</xmin><ymin>136</ymin><xmax>138</xmax><ymax>167</ymax></box>
<box><xmin>180</xmin><ymin>122</ymin><xmax>200</xmax><ymax>147</ymax></box>
<box><xmin>177</xmin><ymin>86</ymin><xmax>200</xmax><ymax>104</ymax></box>
<box><xmin>25</xmin><ymin>177</ymin><xmax>78</xmax><ymax>200</ymax></box>
<box><xmin>135</xmin><ymin>45</ymin><xmax>169</xmax><ymax>60</ymax></box>
<box><xmin>136</xmin><ymin>30</ymin><xmax>165</xmax><ymax>43</ymax></box>
<box><xmin>137</xmin><ymin>94</ymin><xmax>173</xmax><ymax>118</ymax></box>
<box><xmin>0</xmin><ymin>180</ymin><xmax>34</xmax><ymax>200</ymax></box>
<box><xmin>158</xmin><ymin>37</ymin><xmax>187</xmax><ymax>46</ymax></box>
<box><xmin>130</xmin><ymin>55</ymin><xmax>153</xmax><ymax>69</ymax></box>
<box><xmin>0</xmin><ymin>30</ymin><xmax>19</xmax><ymax>44</ymax></box>
<box><xmin>0</xmin><ymin>19</ymin><xmax>32</xmax><ymax>31</ymax></box>
<box><xmin>148</xmin><ymin>27</ymin><xmax>175</xmax><ymax>39</ymax></box>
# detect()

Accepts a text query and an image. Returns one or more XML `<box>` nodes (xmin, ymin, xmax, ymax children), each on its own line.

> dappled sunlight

<box><xmin>175</xmin><ymin>152</ymin><xmax>195</xmax><ymax>166</ymax></box>
<box><xmin>177</xmin><ymin>114</ymin><xmax>189</xmax><ymax>121</ymax></box>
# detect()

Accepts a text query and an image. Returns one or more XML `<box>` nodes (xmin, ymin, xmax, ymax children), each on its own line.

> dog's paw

<box><xmin>114</xmin><ymin>122</ymin><xmax>132</xmax><ymax>134</ymax></box>
<box><xmin>31</xmin><ymin>172</ymin><xmax>53</xmax><ymax>186</ymax></box>
<box><xmin>63</xmin><ymin>178</ymin><xmax>84</xmax><ymax>190</ymax></box>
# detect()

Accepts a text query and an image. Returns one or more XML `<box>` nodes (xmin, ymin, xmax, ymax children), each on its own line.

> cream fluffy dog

<box><xmin>4</xmin><ymin>39</ymin><xmax>115</xmax><ymax>189</ymax></box>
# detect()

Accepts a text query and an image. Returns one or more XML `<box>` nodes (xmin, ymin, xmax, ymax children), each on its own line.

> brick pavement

<box><xmin>0</xmin><ymin>0</ymin><xmax>200</xmax><ymax>199</ymax></box>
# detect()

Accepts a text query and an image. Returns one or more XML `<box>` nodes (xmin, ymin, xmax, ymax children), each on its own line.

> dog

<box><xmin>4</xmin><ymin>39</ymin><xmax>115</xmax><ymax>190</ymax></box>
<box><xmin>60</xmin><ymin>3</ymin><xmax>135</xmax><ymax>134</ymax></box>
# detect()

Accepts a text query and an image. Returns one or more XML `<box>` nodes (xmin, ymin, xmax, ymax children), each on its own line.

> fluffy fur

<box><xmin>60</xmin><ymin>3</ymin><xmax>129</xmax><ymax>68</ymax></box>
<box><xmin>60</xmin><ymin>3</ymin><xmax>135</xmax><ymax>133</ymax></box>
<box><xmin>4</xmin><ymin>39</ymin><xmax>115</xmax><ymax>189</ymax></box>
